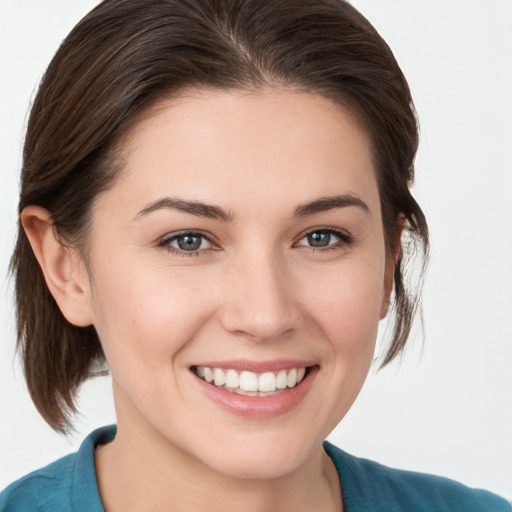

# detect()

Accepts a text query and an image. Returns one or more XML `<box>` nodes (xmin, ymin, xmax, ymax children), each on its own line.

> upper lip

<box><xmin>191</xmin><ymin>359</ymin><xmax>317</xmax><ymax>373</ymax></box>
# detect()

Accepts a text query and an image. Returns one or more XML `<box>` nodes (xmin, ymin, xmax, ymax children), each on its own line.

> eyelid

<box><xmin>294</xmin><ymin>226</ymin><xmax>354</xmax><ymax>249</ymax></box>
<box><xmin>156</xmin><ymin>226</ymin><xmax>353</xmax><ymax>255</ymax></box>
<box><xmin>157</xmin><ymin>229</ymin><xmax>220</xmax><ymax>254</ymax></box>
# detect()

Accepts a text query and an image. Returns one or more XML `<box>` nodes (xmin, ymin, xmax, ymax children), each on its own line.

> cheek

<box><xmin>88</xmin><ymin>258</ymin><xmax>218</xmax><ymax>377</ymax></box>
<box><xmin>303</xmin><ymin>258</ymin><xmax>385</xmax><ymax>343</ymax></box>
<box><xmin>291</xmin><ymin>258</ymin><xmax>385</xmax><ymax>431</ymax></box>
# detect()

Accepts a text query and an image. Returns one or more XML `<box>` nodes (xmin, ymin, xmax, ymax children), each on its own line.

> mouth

<box><xmin>192</xmin><ymin>365</ymin><xmax>312</xmax><ymax>397</ymax></box>
<box><xmin>191</xmin><ymin>362</ymin><xmax>319</xmax><ymax>417</ymax></box>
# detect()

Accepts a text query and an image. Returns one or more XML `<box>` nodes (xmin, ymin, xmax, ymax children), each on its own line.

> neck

<box><xmin>95</xmin><ymin>415</ymin><xmax>342</xmax><ymax>512</ymax></box>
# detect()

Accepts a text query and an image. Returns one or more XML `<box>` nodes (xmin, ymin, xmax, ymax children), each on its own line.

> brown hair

<box><xmin>11</xmin><ymin>0</ymin><xmax>428</xmax><ymax>432</ymax></box>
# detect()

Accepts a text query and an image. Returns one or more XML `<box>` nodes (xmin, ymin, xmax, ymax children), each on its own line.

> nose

<box><xmin>218</xmin><ymin>250</ymin><xmax>302</xmax><ymax>341</ymax></box>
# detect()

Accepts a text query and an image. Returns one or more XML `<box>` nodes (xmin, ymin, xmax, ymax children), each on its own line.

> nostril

<box><xmin>219</xmin><ymin>303</ymin><xmax>302</xmax><ymax>342</ymax></box>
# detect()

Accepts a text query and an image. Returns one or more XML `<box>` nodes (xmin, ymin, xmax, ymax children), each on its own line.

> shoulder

<box><xmin>0</xmin><ymin>454</ymin><xmax>76</xmax><ymax>511</ymax></box>
<box><xmin>0</xmin><ymin>425</ymin><xmax>115</xmax><ymax>512</ymax></box>
<box><xmin>324</xmin><ymin>442</ymin><xmax>511</xmax><ymax>512</ymax></box>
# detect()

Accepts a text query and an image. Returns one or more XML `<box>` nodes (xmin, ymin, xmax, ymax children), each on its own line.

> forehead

<box><xmin>100</xmin><ymin>89</ymin><xmax>379</xmax><ymax>217</ymax></box>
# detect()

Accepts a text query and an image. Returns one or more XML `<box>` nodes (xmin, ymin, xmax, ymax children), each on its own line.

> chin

<box><xmin>193</xmin><ymin>430</ymin><xmax>321</xmax><ymax>480</ymax></box>
<box><xmin>209</xmin><ymin>454</ymin><xmax>307</xmax><ymax>480</ymax></box>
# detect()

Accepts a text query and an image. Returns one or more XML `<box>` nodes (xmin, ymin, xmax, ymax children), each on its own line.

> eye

<box><xmin>159</xmin><ymin>231</ymin><xmax>214</xmax><ymax>254</ymax></box>
<box><xmin>295</xmin><ymin>228</ymin><xmax>352</xmax><ymax>250</ymax></box>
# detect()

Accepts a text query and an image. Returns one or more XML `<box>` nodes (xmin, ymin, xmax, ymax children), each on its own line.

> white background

<box><xmin>1</xmin><ymin>0</ymin><xmax>511</xmax><ymax>500</ymax></box>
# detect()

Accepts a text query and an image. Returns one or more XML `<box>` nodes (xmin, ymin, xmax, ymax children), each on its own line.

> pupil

<box><xmin>177</xmin><ymin>235</ymin><xmax>201</xmax><ymax>251</ymax></box>
<box><xmin>308</xmin><ymin>231</ymin><xmax>330</xmax><ymax>247</ymax></box>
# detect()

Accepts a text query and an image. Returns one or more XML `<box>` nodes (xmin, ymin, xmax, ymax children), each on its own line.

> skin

<box><xmin>23</xmin><ymin>89</ymin><xmax>398</xmax><ymax>512</ymax></box>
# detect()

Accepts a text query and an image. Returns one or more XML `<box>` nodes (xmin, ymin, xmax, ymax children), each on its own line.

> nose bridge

<box><xmin>220</xmin><ymin>245</ymin><xmax>300</xmax><ymax>340</ymax></box>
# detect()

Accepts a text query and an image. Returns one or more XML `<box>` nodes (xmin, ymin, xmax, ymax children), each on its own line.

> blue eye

<box><xmin>160</xmin><ymin>232</ymin><xmax>212</xmax><ymax>253</ymax></box>
<box><xmin>296</xmin><ymin>228</ymin><xmax>351</xmax><ymax>249</ymax></box>
<box><xmin>306</xmin><ymin>231</ymin><xmax>333</xmax><ymax>247</ymax></box>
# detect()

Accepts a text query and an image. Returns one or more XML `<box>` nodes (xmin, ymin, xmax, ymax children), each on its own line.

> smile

<box><xmin>194</xmin><ymin>366</ymin><xmax>307</xmax><ymax>396</ymax></box>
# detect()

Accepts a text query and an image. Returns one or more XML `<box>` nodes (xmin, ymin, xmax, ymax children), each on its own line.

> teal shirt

<box><xmin>1</xmin><ymin>426</ymin><xmax>509</xmax><ymax>511</ymax></box>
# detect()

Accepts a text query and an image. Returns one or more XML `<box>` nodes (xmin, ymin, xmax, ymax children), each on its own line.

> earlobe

<box><xmin>380</xmin><ymin>214</ymin><xmax>406</xmax><ymax>319</ymax></box>
<box><xmin>21</xmin><ymin>206</ymin><xmax>94</xmax><ymax>327</ymax></box>
<box><xmin>379</xmin><ymin>273</ymin><xmax>393</xmax><ymax>319</ymax></box>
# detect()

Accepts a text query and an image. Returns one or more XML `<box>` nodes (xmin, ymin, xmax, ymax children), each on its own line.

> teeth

<box><xmin>194</xmin><ymin>366</ymin><xmax>308</xmax><ymax>394</ymax></box>
<box><xmin>287</xmin><ymin>368</ymin><xmax>297</xmax><ymax>387</ymax></box>
<box><xmin>239</xmin><ymin>371</ymin><xmax>258</xmax><ymax>392</ymax></box>
<box><xmin>276</xmin><ymin>369</ymin><xmax>288</xmax><ymax>389</ymax></box>
<box><xmin>258</xmin><ymin>372</ymin><xmax>276</xmax><ymax>392</ymax></box>
<box><xmin>204</xmin><ymin>367</ymin><xmax>214</xmax><ymax>383</ymax></box>
<box><xmin>225</xmin><ymin>369</ymin><xmax>239</xmax><ymax>388</ymax></box>
<box><xmin>213</xmin><ymin>368</ymin><xmax>225</xmax><ymax>386</ymax></box>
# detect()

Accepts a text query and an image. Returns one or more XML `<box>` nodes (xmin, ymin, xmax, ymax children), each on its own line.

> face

<box><xmin>84</xmin><ymin>89</ymin><xmax>393</xmax><ymax>479</ymax></box>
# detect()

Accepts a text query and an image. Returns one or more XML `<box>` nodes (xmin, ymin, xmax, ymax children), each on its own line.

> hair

<box><xmin>11</xmin><ymin>0</ymin><xmax>428</xmax><ymax>433</ymax></box>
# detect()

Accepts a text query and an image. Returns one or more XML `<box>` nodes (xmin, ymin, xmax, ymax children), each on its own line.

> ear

<box><xmin>380</xmin><ymin>214</ymin><xmax>406</xmax><ymax>319</ymax></box>
<box><xmin>21</xmin><ymin>206</ymin><xmax>94</xmax><ymax>327</ymax></box>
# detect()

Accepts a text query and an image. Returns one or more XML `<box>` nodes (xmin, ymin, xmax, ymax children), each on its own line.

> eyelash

<box><xmin>158</xmin><ymin>230</ymin><xmax>217</xmax><ymax>258</ymax></box>
<box><xmin>294</xmin><ymin>227</ymin><xmax>354</xmax><ymax>252</ymax></box>
<box><xmin>158</xmin><ymin>227</ymin><xmax>354</xmax><ymax>257</ymax></box>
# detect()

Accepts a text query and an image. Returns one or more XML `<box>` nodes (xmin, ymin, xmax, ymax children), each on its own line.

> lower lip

<box><xmin>193</xmin><ymin>367</ymin><xmax>318</xmax><ymax>418</ymax></box>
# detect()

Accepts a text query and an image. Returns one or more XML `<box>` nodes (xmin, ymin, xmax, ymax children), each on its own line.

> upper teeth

<box><xmin>195</xmin><ymin>366</ymin><xmax>306</xmax><ymax>394</ymax></box>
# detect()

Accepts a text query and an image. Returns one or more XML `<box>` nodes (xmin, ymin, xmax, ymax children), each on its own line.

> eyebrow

<box><xmin>135</xmin><ymin>197</ymin><xmax>234</xmax><ymax>222</ymax></box>
<box><xmin>293</xmin><ymin>195</ymin><xmax>370</xmax><ymax>217</ymax></box>
<box><xmin>135</xmin><ymin>193</ymin><xmax>369</xmax><ymax>222</ymax></box>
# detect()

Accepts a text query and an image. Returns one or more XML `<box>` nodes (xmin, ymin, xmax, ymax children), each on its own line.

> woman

<box><xmin>0</xmin><ymin>0</ymin><xmax>509</xmax><ymax>510</ymax></box>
